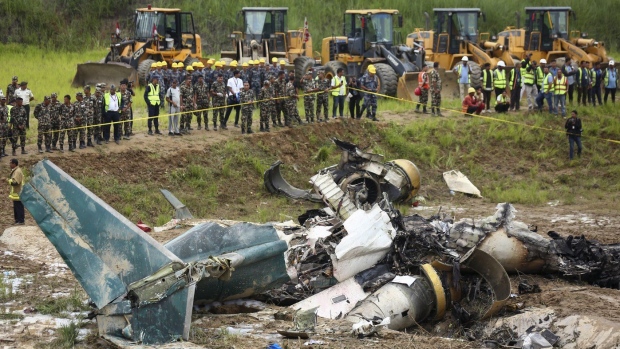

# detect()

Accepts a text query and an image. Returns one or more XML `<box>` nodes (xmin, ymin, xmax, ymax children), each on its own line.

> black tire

<box><xmin>184</xmin><ymin>57</ymin><xmax>200</xmax><ymax>67</ymax></box>
<box><xmin>138</xmin><ymin>58</ymin><xmax>156</xmax><ymax>87</ymax></box>
<box><xmin>325</xmin><ymin>60</ymin><xmax>347</xmax><ymax>80</ymax></box>
<box><xmin>294</xmin><ymin>56</ymin><xmax>315</xmax><ymax>86</ymax></box>
<box><xmin>374</xmin><ymin>63</ymin><xmax>398</xmax><ymax>96</ymax></box>
<box><xmin>452</xmin><ymin>61</ymin><xmax>482</xmax><ymax>89</ymax></box>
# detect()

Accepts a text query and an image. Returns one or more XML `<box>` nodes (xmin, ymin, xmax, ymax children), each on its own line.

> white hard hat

<box><xmin>539</xmin><ymin>59</ymin><xmax>547</xmax><ymax>64</ymax></box>
<box><xmin>610</xmin><ymin>60</ymin><xmax>615</xmax><ymax>66</ymax></box>
<box><xmin>462</xmin><ymin>56</ymin><xmax>469</xmax><ymax>61</ymax></box>
<box><xmin>497</xmin><ymin>61</ymin><xmax>506</xmax><ymax>67</ymax></box>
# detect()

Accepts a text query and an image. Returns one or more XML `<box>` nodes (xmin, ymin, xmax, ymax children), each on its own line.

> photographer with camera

<box><xmin>565</xmin><ymin>110</ymin><xmax>583</xmax><ymax>160</ymax></box>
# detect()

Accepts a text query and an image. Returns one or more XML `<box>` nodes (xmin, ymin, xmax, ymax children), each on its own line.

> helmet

<box><xmin>177</xmin><ymin>62</ymin><xmax>184</xmax><ymax>68</ymax></box>
<box><xmin>497</xmin><ymin>61</ymin><xmax>506</xmax><ymax>67</ymax></box>
<box><xmin>171</xmin><ymin>62</ymin><xmax>178</xmax><ymax>68</ymax></box>
<box><xmin>468</xmin><ymin>87</ymin><xmax>476</xmax><ymax>94</ymax></box>
<box><xmin>196</xmin><ymin>62</ymin><xmax>205</xmax><ymax>68</ymax></box>
<box><xmin>272</xmin><ymin>57</ymin><xmax>278</xmax><ymax>63</ymax></box>
<box><xmin>367</xmin><ymin>65</ymin><xmax>376</xmax><ymax>74</ymax></box>
<box><xmin>191</xmin><ymin>61</ymin><xmax>199</xmax><ymax>67</ymax></box>
<box><xmin>610</xmin><ymin>60</ymin><xmax>615</xmax><ymax>66</ymax></box>
<box><xmin>279</xmin><ymin>60</ymin><xmax>286</xmax><ymax>65</ymax></box>
<box><xmin>242</xmin><ymin>62</ymin><xmax>249</xmax><ymax>67</ymax></box>
<box><xmin>207</xmin><ymin>59</ymin><xmax>214</xmax><ymax>65</ymax></box>
<box><xmin>248</xmin><ymin>60</ymin><xmax>254</xmax><ymax>65</ymax></box>
<box><xmin>186</xmin><ymin>66</ymin><xmax>194</xmax><ymax>71</ymax></box>
<box><xmin>150</xmin><ymin>62</ymin><xmax>158</xmax><ymax>68</ymax></box>
<box><xmin>414</xmin><ymin>87</ymin><xmax>422</xmax><ymax>96</ymax></box>
<box><xmin>220</xmin><ymin>60</ymin><xmax>227</xmax><ymax>66</ymax></box>
<box><xmin>461</xmin><ymin>56</ymin><xmax>469</xmax><ymax>61</ymax></box>
<box><xmin>230</xmin><ymin>61</ymin><xmax>238</xmax><ymax>67</ymax></box>
<box><xmin>259</xmin><ymin>58</ymin><xmax>266</xmax><ymax>63</ymax></box>
<box><xmin>539</xmin><ymin>59</ymin><xmax>547</xmax><ymax>64</ymax></box>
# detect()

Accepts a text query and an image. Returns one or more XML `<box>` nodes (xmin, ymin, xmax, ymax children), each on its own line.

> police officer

<box><xmin>361</xmin><ymin>65</ymin><xmax>380</xmax><ymax>121</ymax></box>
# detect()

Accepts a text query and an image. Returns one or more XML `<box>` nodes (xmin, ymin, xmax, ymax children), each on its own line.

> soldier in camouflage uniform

<box><xmin>429</xmin><ymin>62</ymin><xmax>443</xmax><ymax>116</ymax></box>
<box><xmin>240</xmin><ymin>63</ymin><xmax>251</xmax><ymax>83</ymax></box>
<box><xmin>83</xmin><ymin>86</ymin><xmax>96</xmax><ymax>146</ymax></box>
<box><xmin>0</xmin><ymin>94</ymin><xmax>8</xmax><ymax>156</ymax></box>
<box><xmin>180</xmin><ymin>75</ymin><xmax>195</xmax><ymax>133</ymax></box>
<box><xmin>301</xmin><ymin>72</ymin><xmax>318</xmax><ymax>123</ymax></box>
<box><xmin>361</xmin><ymin>65</ymin><xmax>380</xmax><ymax>121</ymax></box>
<box><xmin>239</xmin><ymin>81</ymin><xmax>255</xmax><ymax>134</ymax></box>
<box><xmin>73</xmin><ymin>92</ymin><xmax>87</xmax><ymax>150</ymax></box>
<box><xmin>210</xmin><ymin>74</ymin><xmax>227</xmax><ymax>130</ymax></box>
<box><xmin>93</xmin><ymin>87</ymin><xmax>104</xmax><ymax>144</ymax></box>
<box><xmin>120</xmin><ymin>80</ymin><xmax>133</xmax><ymax>139</ymax></box>
<box><xmin>415</xmin><ymin>65</ymin><xmax>430</xmax><ymax>114</ymax></box>
<box><xmin>6</xmin><ymin>77</ymin><xmax>18</xmax><ymax>102</ymax></box>
<box><xmin>58</xmin><ymin>95</ymin><xmax>74</xmax><ymax>152</ymax></box>
<box><xmin>193</xmin><ymin>75</ymin><xmax>210</xmax><ymax>130</ymax></box>
<box><xmin>10</xmin><ymin>97</ymin><xmax>28</xmax><ymax>155</ymax></box>
<box><xmin>315</xmin><ymin>71</ymin><xmax>331</xmax><ymax>122</ymax></box>
<box><xmin>251</xmin><ymin>62</ymin><xmax>263</xmax><ymax>100</ymax></box>
<box><xmin>273</xmin><ymin>71</ymin><xmax>287</xmax><ymax>127</ymax></box>
<box><xmin>285</xmin><ymin>76</ymin><xmax>302</xmax><ymax>126</ymax></box>
<box><xmin>258</xmin><ymin>80</ymin><xmax>274</xmax><ymax>132</ymax></box>
<box><xmin>34</xmin><ymin>96</ymin><xmax>53</xmax><ymax>153</ymax></box>
<box><xmin>49</xmin><ymin>93</ymin><xmax>62</xmax><ymax>150</ymax></box>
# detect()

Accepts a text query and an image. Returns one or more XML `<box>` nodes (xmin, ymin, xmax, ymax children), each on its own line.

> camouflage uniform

<box><xmin>301</xmin><ymin>78</ymin><xmax>317</xmax><ymax>122</ymax></box>
<box><xmin>0</xmin><ymin>103</ymin><xmax>9</xmax><ymax>154</ymax></box>
<box><xmin>238</xmin><ymin>88</ymin><xmax>255</xmax><ymax>133</ymax></box>
<box><xmin>419</xmin><ymin>72</ymin><xmax>430</xmax><ymax>108</ymax></box>
<box><xmin>315</xmin><ymin>77</ymin><xmax>331</xmax><ymax>121</ymax></box>
<box><xmin>251</xmin><ymin>68</ymin><xmax>262</xmax><ymax>99</ymax></box>
<box><xmin>273</xmin><ymin>78</ymin><xmax>287</xmax><ymax>126</ymax></box>
<box><xmin>34</xmin><ymin>102</ymin><xmax>52</xmax><ymax>152</ymax></box>
<box><xmin>10</xmin><ymin>106</ymin><xmax>27</xmax><ymax>152</ymax></box>
<box><xmin>93</xmin><ymin>94</ymin><xmax>104</xmax><ymax>143</ymax></box>
<box><xmin>240</xmin><ymin>69</ymin><xmax>251</xmax><ymax>84</ymax></box>
<box><xmin>285</xmin><ymin>81</ymin><xmax>302</xmax><ymax>125</ymax></box>
<box><xmin>193</xmin><ymin>81</ymin><xmax>210</xmax><ymax>129</ymax></box>
<box><xmin>362</xmin><ymin>74</ymin><xmax>379</xmax><ymax>120</ymax></box>
<box><xmin>50</xmin><ymin>98</ymin><xmax>62</xmax><ymax>149</ymax></box>
<box><xmin>6</xmin><ymin>84</ymin><xmax>17</xmax><ymax>102</ymax></box>
<box><xmin>83</xmin><ymin>94</ymin><xmax>96</xmax><ymax>144</ymax></box>
<box><xmin>121</xmin><ymin>89</ymin><xmax>133</xmax><ymax>137</ymax></box>
<box><xmin>429</xmin><ymin>68</ymin><xmax>442</xmax><ymax>113</ymax></box>
<box><xmin>210</xmin><ymin>80</ymin><xmax>227</xmax><ymax>128</ymax></box>
<box><xmin>59</xmin><ymin>103</ymin><xmax>75</xmax><ymax>151</ymax></box>
<box><xmin>258</xmin><ymin>84</ymin><xmax>274</xmax><ymax>131</ymax></box>
<box><xmin>73</xmin><ymin>99</ymin><xmax>87</xmax><ymax>148</ymax></box>
<box><xmin>179</xmin><ymin>83</ymin><xmax>194</xmax><ymax>132</ymax></box>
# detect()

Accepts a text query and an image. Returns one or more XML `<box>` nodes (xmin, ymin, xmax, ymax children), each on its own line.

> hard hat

<box><xmin>196</xmin><ymin>62</ymin><xmax>204</xmax><ymax>68</ymax></box>
<box><xmin>259</xmin><ymin>58</ymin><xmax>266</xmax><ymax>63</ymax></box>
<box><xmin>539</xmin><ymin>59</ymin><xmax>547</xmax><ymax>64</ymax></box>
<box><xmin>220</xmin><ymin>60</ymin><xmax>227</xmax><ymax>66</ymax></box>
<box><xmin>610</xmin><ymin>60</ymin><xmax>615</xmax><ymax>65</ymax></box>
<box><xmin>272</xmin><ymin>57</ymin><xmax>278</xmax><ymax>63</ymax></box>
<box><xmin>242</xmin><ymin>62</ymin><xmax>249</xmax><ymax>67</ymax></box>
<box><xmin>207</xmin><ymin>59</ymin><xmax>214</xmax><ymax>65</ymax></box>
<box><xmin>151</xmin><ymin>62</ymin><xmax>158</xmax><ymax>68</ymax></box>
<box><xmin>414</xmin><ymin>87</ymin><xmax>421</xmax><ymax>96</ymax></box>
<box><xmin>497</xmin><ymin>61</ymin><xmax>506</xmax><ymax>67</ymax></box>
<box><xmin>171</xmin><ymin>62</ymin><xmax>178</xmax><ymax>68</ymax></box>
<box><xmin>161</xmin><ymin>61</ymin><xmax>168</xmax><ymax>67</ymax></box>
<box><xmin>462</xmin><ymin>56</ymin><xmax>469</xmax><ymax>61</ymax></box>
<box><xmin>214</xmin><ymin>62</ymin><xmax>221</xmax><ymax>67</ymax></box>
<box><xmin>177</xmin><ymin>62</ymin><xmax>184</xmax><ymax>68</ymax></box>
<box><xmin>192</xmin><ymin>61</ymin><xmax>199</xmax><ymax>67</ymax></box>
<box><xmin>186</xmin><ymin>66</ymin><xmax>194</xmax><ymax>71</ymax></box>
<box><xmin>279</xmin><ymin>60</ymin><xmax>286</xmax><ymax>65</ymax></box>
<box><xmin>468</xmin><ymin>87</ymin><xmax>476</xmax><ymax>94</ymax></box>
<box><xmin>367</xmin><ymin>65</ymin><xmax>376</xmax><ymax>74</ymax></box>
<box><xmin>230</xmin><ymin>61</ymin><xmax>238</xmax><ymax>67</ymax></box>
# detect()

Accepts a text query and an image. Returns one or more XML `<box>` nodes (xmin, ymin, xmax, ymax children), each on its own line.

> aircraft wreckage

<box><xmin>21</xmin><ymin>142</ymin><xmax>620</xmax><ymax>346</ymax></box>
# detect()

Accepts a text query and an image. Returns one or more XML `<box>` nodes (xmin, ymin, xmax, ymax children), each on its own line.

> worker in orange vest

<box><xmin>415</xmin><ymin>65</ymin><xmax>430</xmax><ymax>114</ymax></box>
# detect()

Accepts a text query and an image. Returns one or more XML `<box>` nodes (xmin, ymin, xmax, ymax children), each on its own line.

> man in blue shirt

<box><xmin>590</xmin><ymin>62</ymin><xmax>603</xmax><ymax>106</ymax></box>
<box><xmin>453</xmin><ymin>56</ymin><xmax>470</xmax><ymax>100</ymax></box>
<box><xmin>604</xmin><ymin>60</ymin><xmax>617</xmax><ymax>104</ymax></box>
<box><xmin>561</xmin><ymin>58</ymin><xmax>577</xmax><ymax>105</ymax></box>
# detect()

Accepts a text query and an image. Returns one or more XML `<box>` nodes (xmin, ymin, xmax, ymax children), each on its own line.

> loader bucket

<box><xmin>439</xmin><ymin>68</ymin><xmax>460</xmax><ymax>100</ymax></box>
<box><xmin>72</xmin><ymin>62</ymin><xmax>139</xmax><ymax>88</ymax></box>
<box><xmin>396</xmin><ymin>72</ymin><xmax>419</xmax><ymax>101</ymax></box>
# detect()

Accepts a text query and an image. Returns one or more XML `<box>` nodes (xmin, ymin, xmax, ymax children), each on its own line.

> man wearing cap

<box><xmin>314</xmin><ymin>71</ymin><xmax>330</xmax><ymax>123</ymax></box>
<box><xmin>204</xmin><ymin>60</ymin><xmax>214</xmax><ymax>87</ymax></box>
<box><xmin>15</xmin><ymin>82</ymin><xmax>34</xmax><ymax>128</ymax></box>
<box><xmin>194</xmin><ymin>75</ymin><xmax>210</xmax><ymax>130</ymax></box>
<box><xmin>561</xmin><ymin>58</ymin><xmax>577</xmax><ymax>105</ymax></box>
<box><xmin>58</xmin><ymin>95</ymin><xmax>74</xmax><ymax>152</ymax></box>
<box><xmin>10</xmin><ymin>97</ymin><xmax>28</xmax><ymax>155</ymax></box>
<box><xmin>453</xmin><ymin>56</ymin><xmax>471</xmax><ymax>100</ymax></box>
<box><xmin>240</xmin><ymin>62</ymin><xmax>251</xmax><ymax>83</ymax></box>
<box><xmin>73</xmin><ymin>92</ymin><xmax>88</xmax><ymax>150</ymax></box>
<box><xmin>180</xmin><ymin>75</ymin><xmax>195</xmax><ymax>133</ymax></box>
<box><xmin>301</xmin><ymin>71</ymin><xmax>318</xmax><ymax>123</ymax></box>
<box><xmin>536</xmin><ymin>66</ymin><xmax>556</xmax><ymax>114</ymax></box>
<box><xmin>590</xmin><ymin>62</ymin><xmax>603</xmax><ymax>106</ymax></box>
<box><xmin>553</xmin><ymin>70</ymin><xmax>568</xmax><ymax>118</ymax></box>
<box><xmin>429</xmin><ymin>62</ymin><xmax>443</xmax><ymax>117</ymax></box>
<box><xmin>536</xmin><ymin>59</ymin><xmax>547</xmax><ymax>93</ymax></box>
<box><xmin>462</xmin><ymin>87</ymin><xmax>485</xmax><ymax>115</ymax></box>
<box><xmin>273</xmin><ymin>71</ymin><xmax>288</xmax><ymax>126</ymax></box>
<box><xmin>165</xmin><ymin>79</ymin><xmax>181</xmax><ymax>136</ymax></box>
<box><xmin>0</xmin><ymin>93</ymin><xmax>9</xmax><ymax>156</ymax></box>
<box><xmin>493</xmin><ymin>61</ymin><xmax>508</xmax><ymax>100</ymax></box>
<box><xmin>49</xmin><ymin>93</ymin><xmax>62</xmax><ymax>149</ymax></box>
<box><xmin>8</xmin><ymin>158</ymin><xmax>25</xmax><ymax>225</ymax></box>
<box><xmin>286</xmin><ymin>76</ymin><xmax>302</xmax><ymax>126</ymax></box>
<box><xmin>361</xmin><ymin>65</ymin><xmax>380</xmax><ymax>121</ymax></box>
<box><xmin>93</xmin><ymin>86</ymin><xmax>104</xmax><ymax>145</ymax></box>
<box><xmin>34</xmin><ymin>96</ymin><xmax>53</xmax><ymax>153</ymax></box>
<box><xmin>225</xmin><ymin>70</ymin><xmax>243</xmax><ymax>128</ymax></box>
<box><xmin>144</xmin><ymin>76</ymin><xmax>162</xmax><ymax>135</ymax></box>
<box><xmin>210</xmin><ymin>74</ymin><xmax>227</xmax><ymax>130</ymax></box>
<box><xmin>119</xmin><ymin>80</ymin><xmax>133</xmax><ymax>139</ymax></box>
<box><xmin>239</xmin><ymin>81</ymin><xmax>255</xmax><ymax>134</ymax></box>
<box><xmin>258</xmin><ymin>80</ymin><xmax>274</xmax><ymax>132</ymax></box>
<box><xmin>603</xmin><ymin>60</ymin><xmax>617</xmax><ymax>104</ymax></box>
<box><xmin>6</xmin><ymin>77</ymin><xmax>18</xmax><ymax>102</ymax></box>
<box><xmin>251</xmin><ymin>61</ymin><xmax>263</xmax><ymax>98</ymax></box>
<box><xmin>82</xmin><ymin>86</ymin><xmax>96</xmax><ymax>147</ymax></box>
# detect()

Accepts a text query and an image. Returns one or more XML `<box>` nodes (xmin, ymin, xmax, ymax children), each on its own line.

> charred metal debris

<box><xmin>20</xmin><ymin>149</ymin><xmax>620</xmax><ymax>345</ymax></box>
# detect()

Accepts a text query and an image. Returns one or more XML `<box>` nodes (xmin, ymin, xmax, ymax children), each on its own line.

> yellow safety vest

<box><xmin>543</xmin><ymin>73</ymin><xmax>554</xmax><ymax>94</ymax></box>
<box><xmin>482</xmin><ymin>70</ymin><xmax>494</xmax><ymax>89</ymax></box>
<box><xmin>104</xmin><ymin>92</ymin><xmax>123</xmax><ymax>111</ymax></box>
<box><xmin>493</xmin><ymin>69</ymin><xmax>506</xmax><ymax>89</ymax></box>
<box><xmin>8</xmin><ymin>167</ymin><xmax>23</xmax><ymax>201</ymax></box>
<box><xmin>147</xmin><ymin>83</ymin><xmax>161</xmax><ymax>105</ymax></box>
<box><xmin>536</xmin><ymin>66</ymin><xmax>545</xmax><ymax>86</ymax></box>
<box><xmin>522</xmin><ymin>64</ymin><xmax>535</xmax><ymax>85</ymax></box>
<box><xmin>331</xmin><ymin>76</ymin><xmax>347</xmax><ymax>96</ymax></box>
<box><xmin>457</xmin><ymin>64</ymin><xmax>471</xmax><ymax>84</ymax></box>
<box><xmin>604</xmin><ymin>68</ymin><xmax>617</xmax><ymax>87</ymax></box>
<box><xmin>554</xmin><ymin>76</ymin><xmax>567</xmax><ymax>95</ymax></box>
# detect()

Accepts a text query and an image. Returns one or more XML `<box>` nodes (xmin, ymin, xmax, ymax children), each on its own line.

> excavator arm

<box><xmin>559</xmin><ymin>39</ymin><xmax>600</xmax><ymax>64</ymax></box>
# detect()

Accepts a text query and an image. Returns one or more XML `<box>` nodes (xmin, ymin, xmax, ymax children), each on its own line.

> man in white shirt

<box><xmin>103</xmin><ymin>84</ymin><xmax>122</xmax><ymax>144</ymax></box>
<box><xmin>331</xmin><ymin>68</ymin><xmax>347</xmax><ymax>118</ymax></box>
<box><xmin>165</xmin><ymin>79</ymin><xmax>181</xmax><ymax>136</ymax></box>
<box><xmin>225</xmin><ymin>70</ymin><xmax>243</xmax><ymax>128</ymax></box>
<box><xmin>14</xmin><ymin>82</ymin><xmax>34</xmax><ymax>129</ymax></box>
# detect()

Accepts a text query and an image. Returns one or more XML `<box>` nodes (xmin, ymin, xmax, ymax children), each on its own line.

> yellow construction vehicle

<box><xmin>497</xmin><ymin>7</ymin><xmax>609</xmax><ymax>66</ymax></box>
<box><xmin>315</xmin><ymin>9</ymin><xmax>425</xmax><ymax>100</ymax></box>
<box><xmin>220</xmin><ymin>7</ymin><xmax>316</xmax><ymax>79</ymax></box>
<box><xmin>73</xmin><ymin>6</ymin><xmax>204</xmax><ymax>87</ymax></box>
<box><xmin>407</xmin><ymin>8</ymin><xmax>514</xmax><ymax>91</ymax></box>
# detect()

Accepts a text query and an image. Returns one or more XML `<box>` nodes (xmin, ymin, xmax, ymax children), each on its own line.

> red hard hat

<box><xmin>414</xmin><ymin>87</ymin><xmax>422</xmax><ymax>96</ymax></box>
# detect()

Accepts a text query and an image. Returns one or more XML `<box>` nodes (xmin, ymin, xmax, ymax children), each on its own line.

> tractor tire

<box><xmin>138</xmin><ymin>58</ymin><xmax>156</xmax><ymax>87</ymax></box>
<box><xmin>374</xmin><ymin>63</ymin><xmax>398</xmax><ymax>97</ymax></box>
<box><xmin>452</xmin><ymin>61</ymin><xmax>481</xmax><ymax>89</ymax></box>
<box><xmin>294</xmin><ymin>56</ymin><xmax>315</xmax><ymax>86</ymax></box>
<box><xmin>324</xmin><ymin>60</ymin><xmax>347</xmax><ymax>80</ymax></box>
<box><xmin>184</xmin><ymin>57</ymin><xmax>200</xmax><ymax>67</ymax></box>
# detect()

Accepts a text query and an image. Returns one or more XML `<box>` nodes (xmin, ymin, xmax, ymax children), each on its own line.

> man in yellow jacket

<box><xmin>8</xmin><ymin>158</ymin><xmax>24</xmax><ymax>225</ymax></box>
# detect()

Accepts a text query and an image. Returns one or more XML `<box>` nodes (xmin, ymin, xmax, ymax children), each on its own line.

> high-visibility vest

<box><xmin>510</xmin><ymin>69</ymin><xmax>521</xmax><ymax>88</ymax></box>
<box><xmin>457</xmin><ymin>64</ymin><xmax>471</xmax><ymax>84</ymax></box>
<box><xmin>576</xmin><ymin>68</ymin><xmax>590</xmax><ymax>84</ymax></box>
<box><xmin>536</xmin><ymin>66</ymin><xmax>545</xmax><ymax>86</ymax></box>
<box><xmin>482</xmin><ymin>70</ymin><xmax>494</xmax><ymax>89</ymax></box>
<box><xmin>147</xmin><ymin>83</ymin><xmax>161</xmax><ymax>105</ymax></box>
<box><xmin>604</xmin><ymin>68</ymin><xmax>617</xmax><ymax>87</ymax></box>
<box><xmin>543</xmin><ymin>73</ymin><xmax>554</xmax><ymax>93</ymax></box>
<box><xmin>104</xmin><ymin>92</ymin><xmax>123</xmax><ymax>111</ymax></box>
<box><xmin>522</xmin><ymin>63</ymin><xmax>535</xmax><ymax>85</ymax></box>
<box><xmin>493</xmin><ymin>69</ymin><xmax>507</xmax><ymax>89</ymax></box>
<box><xmin>418</xmin><ymin>72</ymin><xmax>429</xmax><ymax>89</ymax></box>
<box><xmin>8</xmin><ymin>167</ymin><xmax>23</xmax><ymax>201</ymax></box>
<box><xmin>554</xmin><ymin>76</ymin><xmax>567</xmax><ymax>95</ymax></box>
<box><xmin>331</xmin><ymin>76</ymin><xmax>347</xmax><ymax>96</ymax></box>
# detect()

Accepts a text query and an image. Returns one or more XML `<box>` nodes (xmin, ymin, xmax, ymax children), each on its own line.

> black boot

<box><xmin>21</xmin><ymin>147</ymin><xmax>27</xmax><ymax>155</ymax></box>
<box><xmin>80</xmin><ymin>141</ymin><xmax>86</xmax><ymax>149</ymax></box>
<box><xmin>87</xmin><ymin>138</ymin><xmax>94</xmax><ymax>147</ymax></box>
<box><xmin>423</xmin><ymin>106</ymin><xmax>429</xmax><ymax>114</ymax></box>
<box><xmin>247</xmin><ymin>128</ymin><xmax>254</xmax><ymax>134</ymax></box>
<box><xmin>259</xmin><ymin>124</ymin><xmax>264</xmax><ymax>132</ymax></box>
<box><xmin>241</xmin><ymin>128</ymin><xmax>246</xmax><ymax>134</ymax></box>
<box><xmin>38</xmin><ymin>145</ymin><xmax>43</xmax><ymax>153</ymax></box>
<box><xmin>12</xmin><ymin>148</ymin><xmax>16</xmax><ymax>156</ymax></box>
<box><xmin>96</xmin><ymin>136</ymin><xmax>102</xmax><ymax>145</ymax></box>
<box><xmin>59</xmin><ymin>145</ymin><xmax>64</xmax><ymax>153</ymax></box>
<box><xmin>46</xmin><ymin>145</ymin><xmax>53</xmax><ymax>153</ymax></box>
<box><xmin>415</xmin><ymin>105</ymin><xmax>421</xmax><ymax>113</ymax></box>
<box><xmin>431</xmin><ymin>107</ymin><xmax>436</xmax><ymax>116</ymax></box>
<box><xmin>1</xmin><ymin>148</ymin><xmax>5</xmax><ymax>157</ymax></box>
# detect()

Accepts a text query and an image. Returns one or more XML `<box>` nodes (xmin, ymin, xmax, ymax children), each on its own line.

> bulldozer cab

<box><xmin>524</xmin><ymin>7</ymin><xmax>573</xmax><ymax>51</ymax></box>
<box><xmin>242</xmin><ymin>7</ymin><xmax>287</xmax><ymax>46</ymax></box>
<box><xmin>134</xmin><ymin>8</ymin><xmax>197</xmax><ymax>53</ymax></box>
<box><xmin>343</xmin><ymin>10</ymin><xmax>402</xmax><ymax>56</ymax></box>
<box><xmin>433</xmin><ymin>8</ymin><xmax>482</xmax><ymax>54</ymax></box>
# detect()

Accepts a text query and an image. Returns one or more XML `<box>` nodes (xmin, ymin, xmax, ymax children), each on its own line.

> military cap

<box><xmin>44</xmin><ymin>95</ymin><xmax>50</xmax><ymax>100</ymax></box>
<box><xmin>51</xmin><ymin>93</ymin><xmax>58</xmax><ymax>98</ymax></box>
<box><xmin>76</xmin><ymin>92</ymin><xmax>83</xmax><ymax>97</ymax></box>
<box><xmin>84</xmin><ymin>85</ymin><xmax>91</xmax><ymax>90</ymax></box>
<box><xmin>20</xmin><ymin>81</ymin><xmax>28</xmax><ymax>86</ymax></box>
<box><xmin>12</xmin><ymin>76</ymin><xmax>18</xmax><ymax>81</ymax></box>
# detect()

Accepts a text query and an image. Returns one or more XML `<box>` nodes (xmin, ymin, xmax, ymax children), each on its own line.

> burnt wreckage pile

<box><xmin>19</xmin><ymin>141</ymin><xmax>620</xmax><ymax>346</ymax></box>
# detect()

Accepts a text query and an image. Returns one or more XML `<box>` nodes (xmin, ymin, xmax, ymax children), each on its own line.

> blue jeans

<box><xmin>537</xmin><ymin>92</ymin><xmax>556</xmax><ymax>113</ymax></box>
<box><xmin>332</xmin><ymin>96</ymin><xmax>345</xmax><ymax>117</ymax></box>
<box><xmin>568</xmin><ymin>135</ymin><xmax>582</xmax><ymax>160</ymax></box>
<box><xmin>554</xmin><ymin>94</ymin><xmax>566</xmax><ymax>117</ymax></box>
